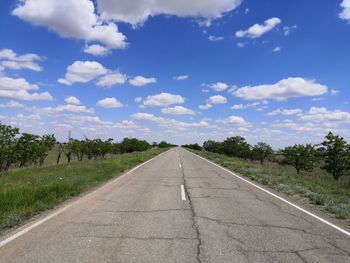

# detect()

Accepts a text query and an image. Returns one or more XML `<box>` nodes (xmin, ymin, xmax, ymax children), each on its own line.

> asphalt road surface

<box><xmin>0</xmin><ymin>148</ymin><xmax>349</xmax><ymax>262</ymax></box>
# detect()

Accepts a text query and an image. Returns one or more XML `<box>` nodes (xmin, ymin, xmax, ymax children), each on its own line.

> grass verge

<box><xmin>190</xmin><ymin>149</ymin><xmax>350</xmax><ymax>222</ymax></box>
<box><xmin>0</xmin><ymin>148</ymin><xmax>167</xmax><ymax>233</ymax></box>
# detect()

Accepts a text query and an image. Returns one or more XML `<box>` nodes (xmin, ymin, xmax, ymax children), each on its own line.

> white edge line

<box><xmin>187</xmin><ymin>150</ymin><xmax>350</xmax><ymax>238</ymax></box>
<box><xmin>179</xmin><ymin>163</ymin><xmax>182</xmax><ymax>169</ymax></box>
<box><xmin>181</xmin><ymin>185</ymin><xmax>186</xmax><ymax>201</ymax></box>
<box><xmin>0</xmin><ymin>149</ymin><xmax>171</xmax><ymax>248</ymax></box>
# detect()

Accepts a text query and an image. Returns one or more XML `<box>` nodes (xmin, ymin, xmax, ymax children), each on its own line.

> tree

<box><xmin>222</xmin><ymin>136</ymin><xmax>251</xmax><ymax>159</ymax></box>
<box><xmin>319</xmin><ymin>132</ymin><xmax>350</xmax><ymax>181</ymax></box>
<box><xmin>182</xmin><ymin>144</ymin><xmax>202</xmax><ymax>150</ymax></box>
<box><xmin>252</xmin><ymin>142</ymin><xmax>273</xmax><ymax>165</ymax></box>
<box><xmin>15</xmin><ymin>133</ymin><xmax>40</xmax><ymax>167</ymax></box>
<box><xmin>203</xmin><ymin>140</ymin><xmax>223</xmax><ymax>153</ymax></box>
<box><xmin>281</xmin><ymin>144</ymin><xmax>317</xmax><ymax>174</ymax></box>
<box><xmin>0</xmin><ymin>123</ymin><xmax>19</xmax><ymax>171</ymax></box>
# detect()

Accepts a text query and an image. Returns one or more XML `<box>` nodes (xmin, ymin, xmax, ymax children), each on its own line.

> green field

<box><xmin>0</xmin><ymin>148</ymin><xmax>167</xmax><ymax>233</ymax></box>
<box><xmin>190</xmin><ymin>149</ymin><xmax>350</xmax><ymax>222</ymax></box>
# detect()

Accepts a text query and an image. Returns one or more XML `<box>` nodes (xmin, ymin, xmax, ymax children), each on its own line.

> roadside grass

<box><xmin>190</xmin><ymin>150</ymin><xmax>350</xmax><ymax>222</ymax></box>
<box><xmin>0</xmin><ymin>148</ymin><xmax>167</xmax><ymax>233</ymax></box>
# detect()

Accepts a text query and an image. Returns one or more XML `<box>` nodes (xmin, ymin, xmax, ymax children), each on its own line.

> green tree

<box><xmin>281</xmin><ymin>144</ymin><xmax>317</xmax><ymax>174</ymax></box>
<box><xmin>222</xmin><ymin>136</ymin><xmax>251</xmax><ymax>159</ymax></box>
<box><xmin>203</xmin><ymin>140</ymin><xmax>223</xmax><ymax>153</ymax></box>
<box><xmin>0</xmin><ymin>123</ymin><xmax>19</xmax><ymax>171</ymax></box>
<box><xmin>15</xmin><ymin>133</ymin><xmax>40</xmax><ymax>167</ymax></box>
<box><xmin>319</xmin><ymin>132</ymin><xmax>350</xmax><ymax>181</ymax></box>
<box><xmin>252</xmin><ymin>142</ymin><xmax>273</xmax><ymax>165</ymax></box>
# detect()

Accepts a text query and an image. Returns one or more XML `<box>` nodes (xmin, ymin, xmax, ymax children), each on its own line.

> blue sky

<box><xmin>0</xmin><ymin>0</ymin><xmax>349</xmax><ymax>148</ymax></box>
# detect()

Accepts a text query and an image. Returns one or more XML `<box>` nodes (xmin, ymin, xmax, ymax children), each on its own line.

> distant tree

<box><xmin>36</xmin><ymin>134</ymin><xmax>56</xmax><ymax>165</ymax></box>
<box><xmin>62</xmin><ymin>140</ymin><xmax>73</xmax><ymax>163</ymax></box>
<box><xmin>56</xmin><ymin>143</ymin><xmax>63</xmax><ymax>165</ymax></box>
<box><xmin>319</xmin><ymin>132</ymin><xmax>350</xmax><ymax>181</ymax></box>
<box><xmin>203</xmin><ymin>140</ymin><xmax>223</xmax><ymax>153</ymax></box>
<box><xmin>281</xmin><ymin>144</ymin><xmax>317</xmax><ymax>174</ymax></box>
<box><xmin>158</xmin><ymin>141</ymin><xmax>176</xmax><ymax>148</ymax></box>
<box><xmin>252</xmin><ymin>142</ymin><xmax>273</xmax><ymax>165</ymax></box>
<box><xmin>182</xmin><ymin>144</ymin><xmax>202</xmax><ymax>150</ymax></box>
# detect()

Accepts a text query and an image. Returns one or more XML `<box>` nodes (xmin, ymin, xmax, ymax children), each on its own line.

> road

<box><xmin>0</xmin><ymin>148</ymin><xmax>349</xmax><ymax>262</ymax></box>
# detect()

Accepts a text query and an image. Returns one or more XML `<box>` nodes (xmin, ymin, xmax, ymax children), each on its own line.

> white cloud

<box><xmin>267</xmin><ymin>108</ymin><xmax>302</xmax><ymax>116</ymax></box>
<box><xmin>143</xmin><ymin>92</ymin><xmax>185</xmax><ymax>107</ymax></box>
<box><xmin>237</xmin><ymin>42</ymin><xmax>246</xmax><ymax>48</ymax></box>
<box><xmin>273</xmin><ymin>46</ymin><xmax>281</xmax><ymax>52</ymax></box>
<box><xmin>330</xmin><ymin>89</ymin><xmax>340</xmax><ymax>96</ymax></box>
<box><xmin>339</xmin><ymin>0</ymin><xmax>350</xmax><ymax>20</ymax></box>
<box><xmin>34</xmin><ymin>104</ymin><xmax>95</xmax><ymax>114</ymax></box>
<box><xmin>0</xmin><ymin>76</ymin><xmax>53</xmax><ymax>101</ymax></box>
<box><xmin>208</xmin><ymin>95</ymin><xmax>227</xmax><ymax>104</ymax></box>
<box><xmin>64</xmin><ymin>96</ymin><xmax>81</xmax><ymax>105</ymax></box>
<box><xmin>173</xmin><ymin>75</ymin><xmax>189</xmax><ymax>81</ymax></box>
<box><xmin>58</xmin><ymin>61</ymin><xmax>107</xmax><ymax>85</ymax></box>
<box><xmin>283</xmin><ymin>25</ymin><xmax>297</xmax><ymax>36</ymax></box>
<box><xmin>96</xmin><ymin>97</ymin><xmax>124</xmax><ymax>108</ymax></box>
<box><xmin>12</xmin><ymin>0</ymin><xmax>127</xmax><ymax>49</ymax></box>
<box><xmin>210</xmin><ymin>82</ymin><xmax>229</xmax><ymax>92</ymax></box>
<box><xmin>0</xmin><ymin>100</ymin><xmax>26</xmax><ymax>109</ymax></box>
<box><xmin>217</xmin><ymin>115</ymin><xmax>247</xmax><ymax>126</ymax></box>
<box><xmin>84</xmin><ymin>44</ymin><xmax>110</xmax><ymax>56</ymax></box>
<box><xmin>236</xmin><ymin>17</ymin><xmax>281</xmax><ymax>39</ymax></box>
<box><xmin>134</xmin><ymin>97</ymin><xmax>142</xmax><ymax>103</ymax></box>
<box><xmin>231</xmin><ymin>102</ymin><xmax>264</xmax><ymax>110</ymax></box>
<box><xmin>299</xmin><ymin>107</ymin><xmax>350</xmax><ymax>123</ymax></box>
<box><xmin>96</xmin><ymin>72</ymin><xmax>127</xmax><ymax>88</ymax></box>
<box><xmin>199</xmin><ymin>103</ymin><xmax>212</xmax><ymax>110</ymax></box>
<box><xmin>129</xmin><ymin>76</ymin><xmax>157</xmax><ymax>86</ymax></box>
<box><xmin>233</xmin><ymin>77</ymin><xmax>328</xmax><ymax>101</ymax></box>
<box><xmin>132</xmin><ymin>112</ymin><xmax>208</xmax><ymax>131</ymax></box>
<box><xmin>97</xmin><ymin>0</ymin><xmax>242</xmax><ymax>26</ymax></box>
<box><xmin>208</xmin><ymin>35</ymin><xmax>224</xmax><ymax>41</ymax></box>
<box><xmin>0</xmin><ymin>48</ymin><xmax>43</xmax><ymax>72</ymax></box>
<box><xmin>161</xmin><ymin>106</ymin><xmax>195</xmax><ymax>115</ymax></box>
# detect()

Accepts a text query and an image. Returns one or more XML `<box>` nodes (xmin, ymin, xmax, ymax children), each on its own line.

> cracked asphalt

<box><xmin>0</xmin><ymin>148</ymin><xmax>349</xmax><ymax>262</ymax></box>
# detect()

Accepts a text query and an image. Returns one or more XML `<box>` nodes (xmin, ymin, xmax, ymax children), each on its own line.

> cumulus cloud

<box><xmin>267</xmin><ymin>108</ymin><xmax>302</xmax><ymax>116</ymax></box>
<box><xmin>33</xmin><ymin>104</ymin><xmax>95</xmax><ymax>114</ymax></box>
<box><xmin>0</xmin><ymin>100</ymin><xmax>26</xmax><ymax>109</ymax></box>
<box><xmin>12</xmin><ymin>0</ymin><xmax>127</xmax><ymax>49</ymax></box>
<box><xmin>0</xmin><ymin>48</ymin><xmax>43</xmax><ymax>72</ymax></box>
<box><xmin>199</xmin><ymin>103</ymin><xmax>212</xmax><ymax>110</ymax></box>
<box><xmin>96</xmin><ymin>97</ymin><xmax>124</xmax><ymax>108</ymax></box>
<box><xmin>84</xmin><ymin>44</ymin><xmax>110</xmax><ymax>56</ymax></box>
<box><xmin>64</xmin><ymin>96</ymin><xmax>81</xmax><ymax>105</ymax></box>
<box><xmin>96</xmin><ymin>72</ymin><xmax>127</xmax><ymax>88</ymax></box>
<box><xmin>132</xmin><ymin>112</ymin><xmax>208</xmax><ymax>131</ymax></box>
<box><xmin>209</xmin><ymin>82</ymin><xmax>229</xmax><ymax>92</ymax></box>
<box><xmin>273</xmin><ymin>47</ymin><xmax>281</xmax><ymax>52</ymax></box>
<box><xmin>129</xmin><ymin>76</ymin><xmax>157</xmax><ymax>86</ymax></box>
<box><xmin>143</xmin><ymin>92</ymin><xmax>185</xmax><ymax>107</ymax></box>
<box><xmin>233</xmin><ymin>77</ymin><xmax>328</xmax><ymax>101</ymax></box>
<box><xmin>208</xmin><ymin>95</ymin><xmax>227</xmax><ymax>104</ymax></box>
<box><xmin>97</xmin><ymin>0</ymin><xmax>242</xmax><ymax>26</ymax></box>
<box><xmin>217</xmin><ymin>115</ymin><xmax>247</xmax><ymax>126</ymax></box>
<box><xmin>231</xmin><ymin>101</ymin><xmax>266</xmax><ymax>110</ymax></box>
<box><xmin>236</xmin><ymin>17</ymin><xmax>281</xmax><ymax>39</ymax></box>
<box><xmin>134</xmin><ymin>97</ymin><xmax>142</xmax><ymax>103</ymax></box>
<box><xmin>299</xmin><ymin>107</ymin><xmax>350</xmax><ymax>123</ymax></box>
<box><xmin>161</xmin><ymin>106</ymin><xmax>195</xmax><ymax>115</ymax></box>
<box><xmin>58</xmin><ymin>61</ymin><xmax>108</xmax><ymax>85</ymax></box>
<box><xmin>0</xmin><ymin>76</ymin><xmax>53</xmax><ymax>101</ymax></box>
<box><xmin>173</xmin><ymin>75</ymin><xmax>189</xmax><ymax>81</ymax></box>
<box><xmin>339</xmin><ymin>0</ymin><xmax>350</xmax><ymax>20</ymax></box>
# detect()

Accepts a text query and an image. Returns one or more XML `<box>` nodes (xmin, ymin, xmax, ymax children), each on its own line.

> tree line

<box><xmin>0</xmin><ymin>122</ymin><xmax>175</xmax><ymax>172</ymax></box>
<box><xmin>183</xmin><ymin>132</ymin><xmax>350</xmax><ymax>181</ymax></box>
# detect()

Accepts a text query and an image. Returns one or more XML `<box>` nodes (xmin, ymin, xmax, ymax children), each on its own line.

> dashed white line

<box><xmin>187</xmin><ymin>150</ymin><xmax>350</xmax><ymax>238</ymax></box>
<box><xmin>179</xmin><ymin>163</ymin><xmax>182</xmax><ymax>169</ymax></box>
<box><xmin>181</xmin><ymin>185</ymin><xmax>186</xmax><ymax>201</ymax></box>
